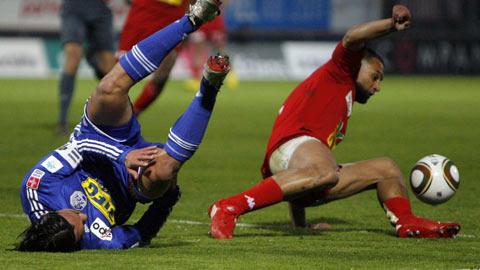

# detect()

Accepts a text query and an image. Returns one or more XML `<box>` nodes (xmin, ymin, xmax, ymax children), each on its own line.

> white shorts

<box><xmin>268</xmin><ymin>135</ymin><xmax>321</xmax><ymax>175</ymax></box>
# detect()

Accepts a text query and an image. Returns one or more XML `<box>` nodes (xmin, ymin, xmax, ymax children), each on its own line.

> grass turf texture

<box><xmin>0</xmin><ymin>77</ymin><xmax>479</xmax><ymax>269</ymax></box>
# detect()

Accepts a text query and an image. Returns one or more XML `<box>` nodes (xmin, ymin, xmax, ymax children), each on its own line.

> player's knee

<box><xmin>96</xmin><ymin>76</ymin><xmax>119</xmax><ymax>97</ymax></box>
<box><xmin>377</xmin><ymin>157</ymin><xmax>404</xmax><ymax>182</ymax></box>
<box><xmin>304</xmin><ymin>166</ymin><xmax>339</xmax><ymax>190</ymax></box>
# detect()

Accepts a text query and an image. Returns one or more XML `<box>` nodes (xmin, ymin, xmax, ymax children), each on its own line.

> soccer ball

<box><xmin>409</xmin><ymin>154</ymin><xmax>460</xmax><ymax>205</ymax></box>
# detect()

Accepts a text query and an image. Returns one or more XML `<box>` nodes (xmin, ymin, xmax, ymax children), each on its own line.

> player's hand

<box><xmin>392</xmin><ymin>5</ymin><xmax>411</xmax><ymax>31</ymax></box>
<box><xmin>125</xmin><ymin>146</ymin><xmax>161</xmax><ymax>179</ymax></box>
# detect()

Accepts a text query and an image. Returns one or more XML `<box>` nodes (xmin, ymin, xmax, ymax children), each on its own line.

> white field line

<box><xmin>1</xmin><ymin>213</ymin><xmax>475</xmax><ymax>238</ymax></box>
<box><xmin>0</xmin><ymin>213</ymin><xmax>280</xmax><ymax>229</ymax></box>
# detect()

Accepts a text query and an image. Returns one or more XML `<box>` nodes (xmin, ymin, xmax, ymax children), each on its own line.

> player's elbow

<box><xmin>342</xmin><ymin>31</ymin><xmax>354</xmax><ymax>48</ymax></box>
<box><xmin>342</xmin><ymin>26</ymin><xmax>364</xmax><ymax>50</ymax></box>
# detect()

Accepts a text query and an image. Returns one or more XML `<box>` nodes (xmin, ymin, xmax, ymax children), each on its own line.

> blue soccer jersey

<box><xmin>20</xmin><ymin>106</ymin><xmax>162</xmax><ymax>249</ymax></box>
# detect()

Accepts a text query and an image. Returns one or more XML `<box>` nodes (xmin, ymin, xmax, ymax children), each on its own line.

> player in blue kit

<box><xmin>17</xmin><ymin>0</ymin><xmax>226</xmax><ymax>251</ymax></box>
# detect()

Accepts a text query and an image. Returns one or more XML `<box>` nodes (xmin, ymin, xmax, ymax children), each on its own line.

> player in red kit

<box><xmin>117</xmin><ymin>0</ymin><xmax>189</xmax><ymax>115</ymax></box>
<box><xmin>208</xmin><ymin>5</ymin><xmax>461</xmax><ymax>239</ymax></box>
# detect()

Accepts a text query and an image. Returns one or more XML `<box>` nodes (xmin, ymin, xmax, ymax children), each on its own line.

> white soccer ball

<box><xmin>409</xmin><ymin>154</ymin><xmax>460</xmax><ymax>205</ymax></box>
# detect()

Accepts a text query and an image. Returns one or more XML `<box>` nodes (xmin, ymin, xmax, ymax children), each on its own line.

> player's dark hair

<box><xmin>364</xmin><ymin>48</ymin><xmax>385</xmax><ymax>66</ymax></box>
<box><xmin>16</xmin><ymin>212</ymin><xmax>77</xmax><ymax>252</ymax></box>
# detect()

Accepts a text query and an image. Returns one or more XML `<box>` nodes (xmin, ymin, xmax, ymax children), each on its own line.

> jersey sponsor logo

<box><xmin>69</xmin><ymin>191</ymin><xmax>87</xmax><ymax>211</ymax></box>
<box><xmin>244</xmin><ymin>195</ymin><xmax>256</xmax><ymax>210</ymax></box>
<box><xmin>26</xmin><ymin>169</ymin><xmax>45</xmax><ymax>190</ymax></box>
<box><xmin>81</xmin><ymin>177</ymin><xmax>116</xmax><ymax>224</ymax></box>
<box><xmin>90</xmin><ymin>217</ymin><xmax>113</xmax><ymax>241</ymax></box>
<box><xmin>345</xmin><ymin>90</ymin><xmax>353</xmax><ymax>117</ymax></box>
<box><xmin>326</xmin><ymin>121</ymin><xmax>345</xmax><ymax>149</ymax></box>
<box><xmin>41</xmin><ymin>155</ymin><xmax>63</xmax><ymax>173</ymax></box>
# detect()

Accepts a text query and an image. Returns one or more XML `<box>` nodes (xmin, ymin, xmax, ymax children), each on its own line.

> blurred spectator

<box><xmin>57</xmin><ymin>0</ymin><xmax>116</xmax><ymax>135</ymax></box>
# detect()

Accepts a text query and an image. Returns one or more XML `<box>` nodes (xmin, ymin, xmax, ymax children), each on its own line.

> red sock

<box><xmin>133</xmin><ymin>80</ymin><xmax>158</xmax><ymax>114</ymax></box>
<box><xmin>220</xmin><ymin>177</ymin><xmax>284</xmax><ymax>215</ymax></box>
<box><xmin>383</xmin><ymin>197</ymin><xmax>414</xmax><ymax>223</ymax></box>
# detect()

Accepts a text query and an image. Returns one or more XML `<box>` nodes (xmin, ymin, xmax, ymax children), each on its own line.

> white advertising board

<box><xmin>282</xmin><ymin>42</ymin><xmax>336</xmax><ymax>79</ymax></box>
<box><xmin>0</xmin><ymin>38</ymin><xmax>49</xmax><ymax>77</ymax></box>
<box><xmin>0</xmin><ymin>0</ymin><xmax>129</xmax><ymax>32</ymax></box>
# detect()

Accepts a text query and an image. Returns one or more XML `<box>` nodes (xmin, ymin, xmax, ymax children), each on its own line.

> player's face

<box><xmin>57</xmin><ymin>209</ymin><xmax>87</xmax><ymax>243</ymax></box>
<box><xmin>355</xmin><ymin>57</ymin><xmax>384</xmax><ymax>104</ymax></box>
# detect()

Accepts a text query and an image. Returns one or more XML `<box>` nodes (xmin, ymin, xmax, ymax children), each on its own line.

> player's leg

<box><xmin>294</xmin><ymin>157</ymin><xmax>460</xmax><ymax>238</ymax></box>
<box><xmin>133</xmin><ymin>50</ymin><xmax>178</xmax><ymax>115</ymax></box>
<box><xmin>57</xmin><ymin>13</ymin><xmax>86</xmax><ymax>135</ymax></box>
<box><xmin>87</xmin><ymin>6</ymin><xmax>116</xmax><ymax>79</ymax></box>
<box><xmin>87</xmin><ymin>0</ymin><xmax>222</xmax><ymax>127</ymax></box>
<box><xmin>209</xmin><ymin>137</ymin><xmax>340</xmax><ymax>239</ymax></box>
<box><xmin>59</xmin><ymin>43</ymin><xmax>83</xmax><ymax>132</ymax></box>
<box><xmin>136</xmin><ymin>54</ymin><xmax>231</xmax><ymax>199</ymax></box>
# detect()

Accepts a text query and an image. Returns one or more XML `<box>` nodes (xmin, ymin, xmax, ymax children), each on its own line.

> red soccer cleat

<box><xmin>396</xmin><ymin>216</ymin><xmax>460</xmax><ymax>238</ymax></box>
<box><xmin>208</xmin><ymin>201</ymin><xmax>239</xmax><ymax>240</ymax></box>
<box><xmin>203</xmin><ymin>54</ymin><xmax>231</xmax><ymax>88</ymax></box>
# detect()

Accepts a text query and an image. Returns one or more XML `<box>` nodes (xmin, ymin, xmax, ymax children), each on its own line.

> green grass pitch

<box><xmin>0</xmin><ymin>77</ymin><xmax>479</xmax><ymax>269</ymax></box>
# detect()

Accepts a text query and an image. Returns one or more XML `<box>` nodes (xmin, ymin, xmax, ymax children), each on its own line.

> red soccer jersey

<box><xmin>261</xmin><ymin>42</ymin><xmax>365</xmax><ymax>178</ymax></box>
<box><xmin>118</xmin><ymin>0</ymin><xmax>189</xmax><ymax>52</ymax></box>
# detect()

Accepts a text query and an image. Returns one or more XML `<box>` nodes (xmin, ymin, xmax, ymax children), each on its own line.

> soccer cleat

<box><xmin>203</xmin><ymin>54</ymin><xmax>231</xmax><ymax>89</ymax></box>
<box><xmin>396</xmin><ymin>216</ymin><xmax>460</xmax><ymax>238</ymax></box>
<box><xmin>208</xmin><ymin>201</ymin><xmax>239</xmax><ymax>239</ymax></box>
<box><xmin>188</xmin><ymin>0</ymin><xmax>222</xmax><ymax>26</ymax></box>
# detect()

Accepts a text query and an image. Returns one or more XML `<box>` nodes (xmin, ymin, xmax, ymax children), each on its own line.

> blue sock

<box><xmin>59</xmin><ymin>73</ymin><xmax>76</xmax><ymax>126</ymax></box>
<box><xmin>120</xmin><ymin>15</ymin><xmax>195</xmax><ymax>81</ymax></box>
<box><xmin>166</xmin><ymin>78</ymin><xmax>219</xmax><ymax>162</ymax></box>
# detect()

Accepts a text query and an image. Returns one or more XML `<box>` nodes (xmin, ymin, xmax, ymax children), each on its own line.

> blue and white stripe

<box><xmin>82</xmin><ymin>105</ymin><xmax>128</xmax><ymax>143</ymax></box>
<box><xmin>165</xmin><ymin>129</ymin><xmax>200</xmax><ymax>161</ymax></box>
<box><xmin>167</xmin><ymin>129</ymin><xmax>199</xmax><ymax>152</ymax></box>
<box><xmin>132</xmin><ymin>45</ymin><xmax>157</xmax><ymax>73</ymax></box>
<box><xmin>74</xmin><ymin>138</ymin><xmax>123</xmax><ymax>160</ymax></box>
<box><xmin>120</xmin><ymin>45</ymin><xmax>159</xmax><ymax>81</ymax></box>
<box><xmin>165</xmin><ymin>142</ymin><xmax>190</xmax><ymax>159</ymax></box>
<box><xmin>26</xmin><ymin>187</ymin><xmax>48</xmax><ymax>220</ymax></box>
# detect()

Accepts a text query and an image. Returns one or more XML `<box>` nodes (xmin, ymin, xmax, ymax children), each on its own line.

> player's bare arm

<box><xmin>343</xmin><ymin>4</ymin><xmax>411</xmax><ymax>51</ymax></box>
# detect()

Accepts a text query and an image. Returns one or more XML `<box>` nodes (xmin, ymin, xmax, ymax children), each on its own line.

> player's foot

<box><xmin>188</xmin><ymin>0</ymin><xmax>221</xmax><ymax>26</ymax></box>
<box><xmin>396</xmin><ymin>216</ymin><xmax>460</xmax><ymax>238</ymax></box>
<box><xmin>208</xmin><ymin>200</ymin><xmax>239</xmax><ymax>239</ymax></box>
<box><xmin>203</xmin><ymin>54</ymin><xmax>231</xmax><ymax>89</ymax></box>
